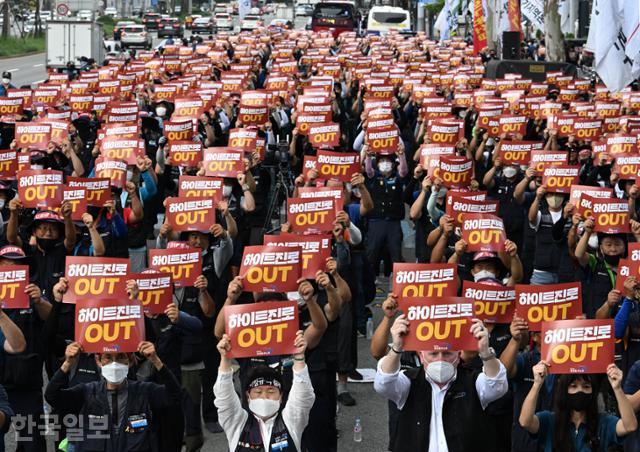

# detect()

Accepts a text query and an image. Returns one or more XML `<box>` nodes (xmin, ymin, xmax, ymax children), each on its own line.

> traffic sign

<box><xmin>56</xmin><ymin>3</ymin><xmax>69</xmax><ymax>16</ymax></box>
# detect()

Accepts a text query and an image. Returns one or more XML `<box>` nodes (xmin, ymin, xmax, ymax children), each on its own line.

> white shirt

<box><xmin>529</xmin><ymin>209</ymin><xmax>563</xmax><ymax>231</ymax></box>
<box><xmin>214</xmin><ymin>365</ymin><xmax>316</xmax><ymax>452</ymax></box>
<box><xmin>373</xmin><ymin>358</ymin><xmax>508</xmax><ymax>452</ymax></box>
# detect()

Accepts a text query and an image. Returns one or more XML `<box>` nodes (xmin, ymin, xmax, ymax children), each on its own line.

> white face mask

<box><xmin>126</xmin><ymin>170</ymin><xmax>134</xmax><ymax>182</ymax></box>
<box><xmin>1</xmin><ymin>78</ymin><xmax>10</xmax><ymax>85</ymax></box>
<box><xmin>474</xmin><ymin>269</ymin><xmax>497</xmax><ymax>282</ymax></box>
<box><xmin>31</xmin><ymin>164</ymin><xmax>44</xmax><ymax>171</ymax></box>
<box><xmin>378</xmin><ymin>161</ymin><xmax>393</xmax><ymax>174</ymax></box>
<box><xmin>588</xmin><ymin>233</ymin><xmax>599</xmax><ymax>249</ymax></box>
<box><xmin>155</xmin><ymin>106</ymin><xmax>167</xmax><ymax>117</ymax></box>
<box><xmin>425</xmin><ymin>360</ymin><xmax>457</xmax><ymax>384</ymax></box>
<box><xmin>223</xmin><ymin>185</ymin><xmax>233</xmax><ymax>198</ymax></box>
<box><xmin>0</xmin><ymin>199</ymin><xmax>6</xmax><ymax>210</ymax></box>
<box><xmin>503</xmin><ymin>166</ymin><xmax>517</xmax><ymax>178</ymax></box>
<box><xmin>248</xmin><ymin>397</ymin><xmax>280</xmax><ymax>420</ymax></box>
<box><xmin>101</xmin><ymin>362</ymin><xmax>129</xmax><ymax>384</ymax></box>
<box><xmin>345</xmin><ymin>182</ymin><xmax>352</xmax><ymax>191</ymax></box>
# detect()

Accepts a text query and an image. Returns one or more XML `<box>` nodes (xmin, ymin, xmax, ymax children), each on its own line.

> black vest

<box><xmin>581</xmin><ymin>257</ymin><xmax>615</xmax><ymax>319</ymax></box>
<box><xmin>368</xmin><ymin>175</ymin><xmax>404</xmax><ymax>220</ymax></box>
<box><xmin>532</xmin><ymin>208</ymin><xmax>572</xmax><ymax>276</ymax></box>
<box><xmin>392</xmin><ymin>366</ymin><xmax>492</xmax><ymax>452</ymax></box>
<box><xmin>236</xmin><ymin>411</ymin><xmax>297</xmax><ymax>452</ymax></box>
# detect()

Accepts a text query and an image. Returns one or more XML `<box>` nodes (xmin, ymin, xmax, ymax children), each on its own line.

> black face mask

<box><xmin>36</xmin><ymin>237</ymin><xmax>58</xmax><ymax>252</ymax></box>
<box><xmin>566</xmin><ymin>391</ymin><xmax>592</xmax><ymax>411</ymax></box>
<box><xmin>603</xmin><ymin>254</ymin><xmax>621</xmax><ymax>266</ymax></box>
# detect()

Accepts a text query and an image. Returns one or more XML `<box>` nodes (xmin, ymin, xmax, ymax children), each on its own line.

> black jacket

<box><xmin>44</xmin><ymin>364</ymin><xmax>181</xmax><ymax>452</ymax></box>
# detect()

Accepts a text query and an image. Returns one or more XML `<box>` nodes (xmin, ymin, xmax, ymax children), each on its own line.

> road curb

<box><xmin>0</xmin><ymin>51</ymin><xmax>45</xmax><ymax>60</ymax></box>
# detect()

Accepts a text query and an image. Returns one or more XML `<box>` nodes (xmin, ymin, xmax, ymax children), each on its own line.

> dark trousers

<box><xmin>365</xmin><ymin>220</ymin><xmax>403</xmax><ymax>275</ymax></box>
<box><xmin>9</xmin><ymin>389</ymin><xmax>46</xmax><ymax>452</ymax></box>
<box><xmin>201</xmin><ymin>337</ymin><xmax>220</xmax><ymax>424</ymax></box>
<box><xmin>302</xmin><ymin>366</ymin><xmax>338</xmax><ymax>452</ymax></box>
<box><xmin>337</xmin><ymin>301</ymin><xmax>355</xmax><ymax>374</ymax></box>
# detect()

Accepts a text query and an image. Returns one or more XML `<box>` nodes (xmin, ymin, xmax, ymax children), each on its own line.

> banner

<box><xmin>542</xmin><ymin>165</ymin><xmax>580</xmax><ymax>194</ymax></box>
<box><xmin>133</xmin><ymin>272</ymin><xmax>173</xmax><ymax>315</ymax></box>
<box><xmin>263</xmin><ymin>233</ymin><xmax>331</xmax><ymax>279</ymax></box>
<box><xmin>436</xmin><ymin>156</ymin><xmax>474</xmax><ymax>189</ymax></box>
<box><xmin>0</xmin><ymin>265</ymin><xmax>29</xmax><ymax>309</ymax></box>
<box><xmin>64</xmin><ymin>257</ymin><xmax>129</xmax><ymax>304</ymax></box>
<box><xmin>392</xmin><ymin>263</ymin><xmax>458</xmax><ymax>299</ymax></box>
<box><xmin>287</xmin><ymin>197</ymin><xmax>337</xmax><ymax>234</ymax></box>
<box><xmin>515</xmin><ymin>282</ymin><xmax>583</xmax><ymax>331</ymax></box>
<box><xmin>17</xmin><ymin>169</ymin><xmax>63</xmax><ymax>209</ymax></box>
<box><xmin>203</xmin><ymin>148</ymin><xmax>244</xmax><ymax>178</ymax></box>
<box><xmin>168</xmin><ymin>141</ymin><xmax>203</xmax><ymax>167</ymax></box>
<box><xmin>367</xmin><ymin>126</ymin><xmax>400</xmax><ymax>155</ymax></box>
<box><xmin>15</xmin><ymin>122</ymin><xmax>51</xmax><ymax>150</ymax></box>
<box><xmin>178</xmin><ymin>176</ymin><xmax>224</xmax><ymax>202</ymax></box>
<box><xmin>224</xmin><ymin>300</ymin><xmax>299</xmax><ymax>358</ymax></box>
<box><xmin>94</xmin><ymin>158</ymin><xmax>127</xmax><ymax>188</ymax></box>
<box><xmin>149</xmin><ymin>248</ymin><xmax>202</xmax><ymax>287</ymax></box>
<box><xmin>521</xmin><ymin>0</ymin><xmax>544</xmax><ymax>33</ymax></box>
<box><xmin>461</xmin><ymin>214</ymin><xmax>506</xmax><ymax>252</ymax></box>
<box><xmin>399</xmin><ymin>297</ymin><xmax>478</xmax><ymax>351</ymax></box>
<box><xmin>445</xmin><ymin>195</ymin><xmax>499</xmax><ymax>226</ymax></box>
<box><xmin>315</xmin><ymin>151</ymin><xmax>360</xmax><ymax>182</ymax></box>
<box><xmin>542</xmin><ymin>319</ymin><xmax>614</xmax><ymax>374</ymax></box>
<box><xmin>462</xmin><ymin>281</ymin><xmax>516</xmax><ymax>324</ymax></box>
<box><xmin>239</xmin><ymin>245</ymin><xmax>302</xmax><ymax>292</ymax></box>
<box><xmin>473</xmin><ymin>0</ymin><xmax>488</xmax><ymax>55</ymax></box>
<box><xmin>165</xmin><ymin>197</ymin><xmax>216</xmax><ymax>232</ymax></box>
<box><xmin>75</xmin><ymin>298</ymin><xmax>145</xmax><ymax>353</ymax></box>
<box><xmin>591</xmin><ymin>198</ymin><xmax>631</xmax><ymax>234</ymax></box>
<box><xmin>67</xmin><ymin>177</ymin><xmax>111</xmax><ymax>207</ymax></box>
<box><xmin>309</xmin><ymin>123</ymin><xmax>340</xmax><ymax>148</ymax></box>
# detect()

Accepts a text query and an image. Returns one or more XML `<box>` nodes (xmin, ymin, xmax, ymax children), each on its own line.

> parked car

<box><xmin>142</xmin><ymin>12</ymin><xmax>161</xmax><ymax>30</ymax></box>
<box><xmin>77</xmin><ymin>10</ymin><xmax>93</xmax><ymax>20</ymax></box>
<box><xmin>295</xmin><ymin>4</ymin><xmax>313</xmax><ymax>16</ymax></box>
<box><xmin>23</xmin><ymin>18</ymin><xmax>36</xmax><ymax>33</ymax></box>
<box><xmin>240</xmin><ymin>14</ymin><xmax>262</xmax><ymax>31</ymax></box>
<box><xmin>120</xmin><ymin>24</ymin><xmax>152</xmax><ymax>49</ymax></box>
<box><xmin>40</xmin><ymin>10</ymin><xmax>52</xmax><ymax>21</ymax></box>
<box><xmin>191</xmin><ymin>16</ymin><xmax>214</xmax><ymax>34</ymax></box>
<box><xmin>113</xmin><ymin>20</ymin><xmax>135</xmax><ymax>39</ymax></box>
<box><xmin>157</xmin><ymin>17</ymin><xmax>184</xmax><ymax>37</ymax></box>
<box><xmin>104</xmin><ymin>7</ymin><xmax>118</xmax><ymax>18</ymax></box>
<box><xmin>214</xmin><ymin>13</ymin><xmax>233</xmax><ymax>31</ymax></box>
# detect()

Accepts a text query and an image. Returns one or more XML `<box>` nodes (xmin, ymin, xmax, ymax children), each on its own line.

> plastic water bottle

<box><xmin>366</xmin><ymin>318</ymin><xmax>374</xmax><ymax>339</ymax></box>
<box><xmin>353</xmin><ymin>417</ymin><xmax>362</xmax><ymax>442</ymax></box>
<box><xmin>43</xmin><ymin>404</ymin><xmax>52</xmax><ymax>435</ymax></box>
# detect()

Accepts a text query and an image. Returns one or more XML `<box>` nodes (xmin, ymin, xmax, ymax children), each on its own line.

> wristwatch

<box><xmin>479</xmin><ymin>347</ymin><xmax>496</xmax><ymax>361</ymax></box>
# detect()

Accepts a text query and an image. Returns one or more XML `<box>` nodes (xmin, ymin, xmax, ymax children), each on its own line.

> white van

<box><xmin>366</xmin><ymin>6</ymin><xmax>411</xmax><ymax>34</ymax></box>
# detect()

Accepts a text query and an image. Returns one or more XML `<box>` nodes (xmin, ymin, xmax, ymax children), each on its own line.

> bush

<box><xmin>0</xmin><ymin>36</ymin><xmax>45</xmax><ymax>58</ymax></box>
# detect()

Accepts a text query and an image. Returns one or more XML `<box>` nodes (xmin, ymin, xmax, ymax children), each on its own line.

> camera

<box><xmin>264</xmin><ymin>140</ymin><xmax>291</xmax><ymax>167</ymax></box>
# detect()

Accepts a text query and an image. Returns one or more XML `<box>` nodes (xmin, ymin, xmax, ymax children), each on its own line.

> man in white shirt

<box><xmin>374</xmin><ymin>315</ymin><xmax>508</xmax><ymax>452</ymax></box>
<box><xmin>214</xmin><ymin>330</ymin><xmax>315</xmax><ymax>452</ymax></box>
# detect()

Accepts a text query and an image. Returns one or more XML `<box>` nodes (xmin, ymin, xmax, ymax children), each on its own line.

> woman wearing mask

<box><xmin>519</xmin><ymin>361</ymin><xmax>637</xmax><ymax>452</ymax></box>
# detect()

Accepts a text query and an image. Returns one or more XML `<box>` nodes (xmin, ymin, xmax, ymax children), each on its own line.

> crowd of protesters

<box><xmin>0</xmin><ymin>24</ymin><xmax>640</xmax><ymax>452</ymax></box>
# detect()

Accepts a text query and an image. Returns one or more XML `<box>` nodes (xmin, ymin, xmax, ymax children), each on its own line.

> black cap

<box><xmin>1</xmin><ymin>71</ymin><xmax>10</xmax><ymax>80</ymax></box>
<box><xmin>244</xmin><ymin>365</ymin><xmax>283</xmax><ymax>393</ymax></box>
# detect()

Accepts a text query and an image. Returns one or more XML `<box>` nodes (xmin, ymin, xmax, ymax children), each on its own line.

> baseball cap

<box><xmin>0</xmin><ymin>245</ymin><xmax>26</xmax><ymax>260</ymax></box>
<box><xmin>472</xmin><ymin>251</ymin><xmax>499</xmax><ymax>262</ymax></box>
<box><xmin>1</xmin><ymin>72</ymin><xmax>11</xmax><ymax>80</ymax></box>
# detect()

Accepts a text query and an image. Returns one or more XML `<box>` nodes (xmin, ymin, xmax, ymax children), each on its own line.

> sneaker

<box><xmin>337</xmin><ymin>392</ymin><xmax>356</xmax><ymax>406</ymax></box>
<box><xmin>348</xmin><ymin>369</ymin><xmax>364</xmax><ymax>381</ymax></box>
<box><xmin>356</xmin><ymin>329</ymin><xmax>366</xmax><ymax>338</ymax></box>
<box><xmin>205</xmin><ymin>421</ymin><xmax>224</xmax><ymax>434</ymax></box>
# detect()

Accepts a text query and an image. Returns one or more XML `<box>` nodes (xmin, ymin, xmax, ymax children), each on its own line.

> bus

<box><xmin>366</xmin><ymin>6</ymin><xmax>411</xmax><ymax>34</ymax></box>
<box><xmin>311</xmin><ymin>1</ymin><xmax>358</xmax><ymax>37</ymax></box>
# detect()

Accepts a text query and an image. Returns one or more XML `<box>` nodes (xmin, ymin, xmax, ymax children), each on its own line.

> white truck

<box><xmin>46</xmin><ymin>20</ymin><xmax>105</xmax><ymax>69</ymax></box>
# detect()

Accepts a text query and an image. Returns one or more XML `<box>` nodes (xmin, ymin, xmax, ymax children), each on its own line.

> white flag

<box><xmin>559</xmin><ymin>0</ymin><xmax>571</xmax><ymax>35</ymax></box>
<box><xmin>521</xmin><ymin>0</ymin><xmax>544</xmax><ymax>33</ymax></box>
<box><xmin>435</xmin><ymin>0</ymin><xmax>450</xmax><ymax>39</ymax></box>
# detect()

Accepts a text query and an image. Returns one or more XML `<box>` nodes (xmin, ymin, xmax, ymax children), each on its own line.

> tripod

<box><xmin>262</xmin><ymin>163</ymin><xmax>295</xmax><ymax>234</ymax></box>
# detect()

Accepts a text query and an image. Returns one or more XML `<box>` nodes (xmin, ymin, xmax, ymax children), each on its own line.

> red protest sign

<box><xmin>62</xmin><ymin>188</ymin><xmax>88</xmax><ymax>221</ymax></box>
<box><xmin>64</xmin><ymin>257</ymin><xmax>129</xmax><ymax>304</ymax></box>
<box><xmin>287</xmin><ymin>196</ymin><xmax>337</xmax><ymax>234</ymax></box>
<box><xmin>133</xmin><ymin>272</ymin><xmax>173</xmax><ymax>314</ymax></box>
<box><xmin>315</xmin><ymin>150</ymin><xmax>360</xmax><ymax>182</ymax></box>
<box><xmin>399</xmin><ymin>297</ymin><xmax>478</xmax><ymax>352</ymax></box>
<box><xmin>239</xmin><ymin>245</ymin><xmax>302</xmax><ymax>292</ymax></box>
<box><xmin>426</xmin><ymin>120</ymin><xmax>463</xmax><ymax>145</ymax></box>
<box><xmin>148</xmin><ymin>248</ymin><xmax>202</xmax><ymax>287</ymax></box>
<box><xmin>591</xmin><ymin>198</ymin><xmax>630</xmax><ymax>234</ymax></box>
<box><xmin>530</xmin><ymin>151</ymin><xmax>567</xmax><ymax>175</ymax></box>
<box><xmin>224</xmin><ymin>300</ymin><xmax>299</xmax><ymax>358</ymax></box>
<box><xmin>542</xmin><ymin>165</ymin><xmax>580</xmax><ymax>194</ymax></box>
<box><xmin>238</xmin><ymin>105</ymin><xmax>269</xmax><ymax>127</ymax></box>
<box><xmin>15</xmin><ymin>122</ymin><xmax>51</xmax><ymax>150</ymax></box>
<box><xmin>228</xmin><ymin>128</ymin><xmax>257</xmax><ymax>151</ymax></box>
<box><xmin>573</xmin><ymin>119</ymin><xmax>603</xmax><ymax>141</ymax></box>
<box><xmin>613</xmin><ymin>154</ymin><xmax>640</xmax><ymax>179</ymax></box>
<box><xmin>67</xmin><ymin>177</ymin><xmax>111</xmax><ymax>207</ymax></box>
<box><xmin>75</xmin><ymin>298</ymin><xmax>145</xmax><ymax>353</ymax></box>
<box><xmin>178</xmin><ymin>176</ymin><xmax>224</xmax><ymax>202</ymax></box>
<box><xmin>569</xmin><ymin>185</ymin><xmax>613</xmax><ymax>212</ymax></box>
<box><xmin>367</xmin><ymin>126</ymin><xmax>400</xmax><ymax>155</ymax></box>
<box><xmin>0</xmin><ymin>150</ymin><xmax>18</xmax><ymax>180</ymax></box>
<box><xmin>0</xmin><ymin>97</ymin><xmax>24</xmax><ymax>116</ymax></box>
<box><xmin>99</xmin><ymin>137</ymin><xmax>144</xmax><ymax>165</ymax></box>
<box><xmin>168</xmin><ymin>141</ymin><xmax>203</xmax><ymax>167</ymax></box>
<box><xmin>445</xmin><ymin>195</ymin><xmax>499</xmax><ymax>226</ymax></box>
<box><xmin>309</xmin><ymin>123</ymin><xmax>340</xmax><ymax>148</ymax></box>
<box><xmin>498</xmin><ymin>141</ymin><xmax>540</xmax><ymax>166</ymax></box>
<box><xmin>17</xmin><ymin>169</ymin><xmax>63</xmax><ymax>209</ymax></box>
<box><xmin>173</xmin><ymin>97</ymin><xmax>205</xmax><ymax>119</ymax></box>
<box><xmin>0</xmin><ymin>265</ymin><xmax>29</xmax><ymax>309</ymax></box>
<box><xmin>515</xmin><ymin>282</ymin><xmax>583</xmax><ymax>331</ymax></box>
<box><xmin>203</xmin><ymin>148</ymin><xmax>244</xmax><ymax>177</ymax></box>
<box><xmin>542</xmin><ymin>319</ymin><xmax>614</xmax><ymax>374</ymax></box>
<box><xmin>165</xmin><ymin>197</ymin><xmax>216</xmax><ymax>232</ymax></box>
<box><xmin>264</xmin><ymin>233</ymin><xmax>331</xmax><ymax>279</ymax></box>
<box><xmin>164</xmin><ymin>119</ymin><xmax>194</xmax><ymax>142</ymax></box>
<box><xmin>462</xmin><ymin>281</ymin><xmax>515</xmax><ymax>324</ymax></box>
<box><xmin>392</xmin><ymin>263</ymin><xmax>458</xmax><ymax>300</ymax></box>
<box><xmin>436</xmin><ymin>156</ymin><xmax>474</xmax><ymax>189</ymax></box>
<box><xmin>498</xmin><ymin>115</ymin><xmax>527</xmax><ymax>136</ymax></box>
<box><xmin>94</xmin><ymin>158</ymin><xmax>127</xmax><ymax>188</ymax></box>
<box><xmin>461</xmin><ymin>214</ymin><xmax>506</xmax><ymax>252</ymax></box>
